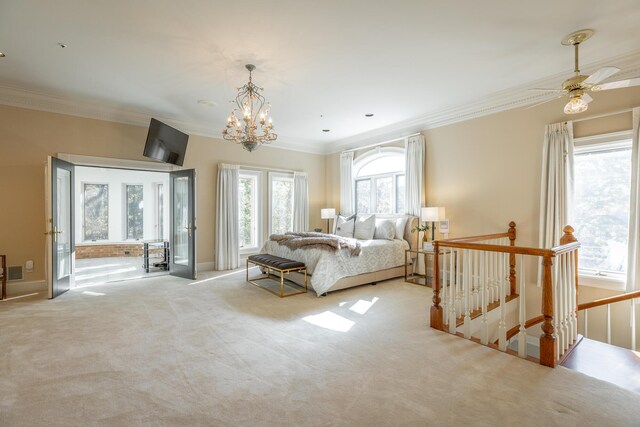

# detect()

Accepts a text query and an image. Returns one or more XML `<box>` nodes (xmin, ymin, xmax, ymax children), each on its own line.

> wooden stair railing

<box><xmin>430</xmin><ymin>222</ymin><xmax>580</xmax><ymax>368</ymax></box>
<box><xmin>577</xmin><ymin>290</ymin><xmax>640</xmax><ymax>351</ymax></box>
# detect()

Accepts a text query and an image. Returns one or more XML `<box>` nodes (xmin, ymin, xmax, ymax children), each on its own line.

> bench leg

<box><xmin>280</xmin><ymin>270</ymin><xmax>285</xmax><ymax>297</ymax></box>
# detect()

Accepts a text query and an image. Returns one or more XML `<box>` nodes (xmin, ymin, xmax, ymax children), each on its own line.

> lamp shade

<box><xmin>421</xmin><ymin>207</ymin><xmax>445</xmax><ymax>222</ymax></box>
<box><xmin>321</xmin><ymin>208</ymin><xmax>336</xmax><ymax>219</ymax></box>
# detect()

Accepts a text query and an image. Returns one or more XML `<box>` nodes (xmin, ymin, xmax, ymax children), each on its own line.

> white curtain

<box><xmin>405</xmin><ymin>134</ymin><xmax>426</xmax><ymax>216</ymax></box>
<box><xmin>340</xmin><ymin>152</ymin><xmax>354</xmax><ymax>215</ymax></box>
<box><xmin>293</xmin><ymin>172</ymin><xmax>309</xmax><ymax>232</ymax></box>
<box><xmin>215</xmin><ymin>163</ymin><xmax>239</xmax><ymax>271</ymax></box>
<box><xmin>538</xmin><ymin>121</ymin><xmax>574</xmax><ymax>250</ymax></box>
<box><xmin>626</xmin><ymin>107</ymin><xmax>640</xmax><ymax>291</ymax></box>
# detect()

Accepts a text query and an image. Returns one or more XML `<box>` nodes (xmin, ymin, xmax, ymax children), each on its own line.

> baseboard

<box><xmin>197</xmin><ymin>262</ymin><xmax>215</xmax><ymax>272</ymax></box>
<box><xmin>7</xmin><ymin>280</ymin><xmax>47</xmax><ymax>296</ymax></box>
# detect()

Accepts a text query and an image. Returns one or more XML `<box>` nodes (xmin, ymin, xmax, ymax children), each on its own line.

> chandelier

<box><xmin>223</xmin><ymin>64</ymin><xmax>277</xmax><ymax>152</ymax></box>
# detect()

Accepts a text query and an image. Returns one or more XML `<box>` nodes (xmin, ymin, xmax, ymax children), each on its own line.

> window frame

<box><xmin>155</xmin><ymin>182</ymin><xmax>164</xmax><ymax>240</ymax></box>
<box><xmin>573</xmin><ymin>130</ymin><xmax>633</xmax><ymax>291</ymax></box>
<box><xmin>268</xmin><ymin>171</ymin><xmax>295</xmax><ymax>235</ymax></box>
<box><xmin>82</xmin><ymin>182</ymin><xmax>110</xmax><ymax>242</ymax></box>
<box><xmin>124</xmin><ymin>183</ymin><xmax>144</xmax><ymax>241</ymax></box>
<box><xmin>239</xmin><ymin>170</ymin><xmax>263</xmax><ymax>254</ymax></box>
<box><xmin>353</xmin><ymin>147</ymin><xmax>405</xmax><ymax>215</ymax></box>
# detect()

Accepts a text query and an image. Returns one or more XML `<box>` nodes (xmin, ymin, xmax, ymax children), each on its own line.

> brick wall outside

<box><xmin>76</xmin><ymin>244</ymin><xmax>146</xmax><ymax>259</ymax></box>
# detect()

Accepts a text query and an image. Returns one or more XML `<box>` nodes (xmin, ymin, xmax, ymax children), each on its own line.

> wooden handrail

<box><xmin>578</xmin><ymin>290</ymin><xmax>640</xmax><ymax>311</ymax></box>
<box><xmin>503</xmin><ymin>315</ymin><xmax>544</xmax><ymax>343</ymax></box>
<box><xmin>438</xmin><ymin>232</ymin><xmax>510</xmax><ymax>243</ymax></box>
<box><xmin>435</xmin><ymin>240</ymin><xmax>579</xmax><ymax>258</ymax></box>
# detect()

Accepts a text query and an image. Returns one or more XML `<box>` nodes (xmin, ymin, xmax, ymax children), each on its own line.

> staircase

<box><xmin>431</xmin><ymin>221</ymin><xmax>581</xmax><ymax>366</ymax></box>
<box><xmin>429</xmin><ymin>221</ymin><xmax>640</xmax><ymax>393</ymax></box>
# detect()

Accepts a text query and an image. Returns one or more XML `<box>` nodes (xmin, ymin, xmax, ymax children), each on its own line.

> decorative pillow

<box><xmin>374</xmin><ymin>219</ymin><xmax>396</xmax><ymax>240</ymax></box>
<box><xmin>335</xmin><ymin>214</ymin><xmax>356</xmax><ymax>238</ymax></box>
<box><xmin>354</xmin><ymin>214</ymin><xmax>376</xmax><ymax>240</ymax></box>
<box><xmin>395</xmin><ymin>217</ymin><xmax>409</xmax><ymax>241</ymax></box>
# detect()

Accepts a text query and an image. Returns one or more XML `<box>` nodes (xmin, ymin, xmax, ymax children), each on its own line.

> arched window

<box><xmin>353</xmin><ymin>147</ymin><xmax>405</xmax><ymax>214</ymax></box>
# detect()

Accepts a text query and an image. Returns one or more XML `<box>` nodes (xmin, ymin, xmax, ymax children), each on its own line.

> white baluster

<box><xmin>607</xmin><ymin>304</ymin><xmax>612</xmax><ymax>344</ymax></box>
<box><xmin>584</xmin><ymin>309</ymin><xmax>588</xmax><ymax>338</ymax></box>
<box><xmin>498</xmin><ymin>252</ymin><xmax>507</xmax><ymax>351</ymax></box>
<box><xmin>631</xmin><ymin>298</ymin><xmax>637</xmax><ymax>351</ymax></box>
<box><xmin>473</xmin><ymin>250</ymin><xmax>479</xmax><ymax>311</ymax></box>
<box><xmin>517</xmin><ymin>254</ymin><xmax>527</xmax><ymax>358</ymax></box>
<box><xmin>463</xmin><ymin>250</ymin><xmax>472</xmax><ymax>339</ymax></box>
<box><xmin>449</xmin><ymin>249</ymin><xmax>457</xmax><ymax>334</ymax></box>
<box><xmin>480</xmin><ymin>251</ymin><xmax>488</xmax><ymax>345</ymax></box>
<box><xmin>442</xmin><ymin>248</ymin><xmax>448</xmax><ymax>327</ymax></box>
<box><xmin>569</xmin><ymin>251</ymin><xmax>577</xmax><ymax>346</ymax></box>
<box><xmin>564</xmin><ymin>253</ymin><xmax>571</xmax><ymax>350</ymax></box>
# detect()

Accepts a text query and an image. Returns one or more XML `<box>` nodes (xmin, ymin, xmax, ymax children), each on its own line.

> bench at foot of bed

<box><xmin>246</xmin><ymin>254</ymin><xmax>308</xmax><ymax>298</ymax></box>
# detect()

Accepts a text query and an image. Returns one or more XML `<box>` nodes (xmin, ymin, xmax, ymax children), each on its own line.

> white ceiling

<box><xmin>1</xmin><ymin>0</ymin><xmax>640</xmax><ymax>153</ymax></box>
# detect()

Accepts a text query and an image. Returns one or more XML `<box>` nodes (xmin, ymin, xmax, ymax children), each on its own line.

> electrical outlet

<box><xmin>25</xmin><ymin>260</ymin><xmax>34</xmax><ymax>273</ymax></box>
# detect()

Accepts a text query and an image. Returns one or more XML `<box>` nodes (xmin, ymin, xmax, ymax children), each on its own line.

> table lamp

<box><xmin>321</xmin><ymin>208</ymin><xmax>336</xmax><ymax>233</ymax></box>
<box><xmin>421</xmin><ymin>207</ymin><xmax>446</xmax><ymax>241</ymax></box>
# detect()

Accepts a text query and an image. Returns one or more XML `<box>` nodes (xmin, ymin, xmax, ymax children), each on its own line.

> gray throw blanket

<box><xmin>269</xmin><ymin>232</ymin><xmax>361</xmax><ymax>256</ymax></box>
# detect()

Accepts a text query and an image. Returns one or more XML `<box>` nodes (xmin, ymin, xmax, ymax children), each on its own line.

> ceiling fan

<box><xmin>530</xmin><ymin>29</ymin><xmax>640</xmax><ymax>114</ymax></box>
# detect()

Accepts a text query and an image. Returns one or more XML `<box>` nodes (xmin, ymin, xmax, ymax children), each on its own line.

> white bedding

<box><xmin>261</xmin><ymin>238</ymin><xmax>409</xmax><ymax>295</ymax></box>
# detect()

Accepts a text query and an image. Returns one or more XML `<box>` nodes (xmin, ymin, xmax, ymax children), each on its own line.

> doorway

<box><xmin>45</xmin><ymin>156</ymin><xmax>197</xmax><ymax>298</ymax></box>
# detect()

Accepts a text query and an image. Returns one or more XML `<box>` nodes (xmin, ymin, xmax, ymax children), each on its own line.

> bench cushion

<box><xmin>248</xmin><ymin>254</ymin><xmax>305</xmax><ymax>270</ymax></box>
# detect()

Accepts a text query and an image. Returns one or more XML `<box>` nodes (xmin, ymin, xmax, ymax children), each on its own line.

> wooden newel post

<box><xmin>431</xmin><ymin>241</ymin><xmax>443</xmax><ymax>330</ymax></box>
<box><xmin>560</xmin><ymin>225</ymin><xmax>579</xmax><ymax>323</ymax></box>
<box><xmin>508</xmin><ymin>221</ymin><xmax>516</xmax><ymax>295</ymax></box>
<box><xmin>540</xmin><ymin>255</ymin><xmax>557</xmax><ymax>367</ymax></box>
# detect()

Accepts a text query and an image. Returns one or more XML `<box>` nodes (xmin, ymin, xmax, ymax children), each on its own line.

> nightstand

<box><xmin>405</xmin><ymin>244</ymin><xmax>440</xmax><ymax>287</ymax></box>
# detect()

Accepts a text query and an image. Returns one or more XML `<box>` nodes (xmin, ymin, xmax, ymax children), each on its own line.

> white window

<box><xmin>155</xmin><ymin>183</ymin><xmax>164</xmax><ymax>240</ymax></box>
<box><xmin>125</xmin><ymin>184</ymin><xmax>144</xmax><ymax>240</ymax></box>
<box><xmin>83</xmin><ymin>183</ymin><xmax>109</xmax><ymax>241</ymax></box>
<box><xmin>354</xmin><ymin>147</ymin><xmax>405</xmax><ymax>214</ymax></box>
<box><xmin>269</xmin><ymin>172</ymin><xmax>294</xmax><ymax>235</ymax></box>
<box><xmin>574</xmin><ymin>138</ymin><xmax>632</xmax><ymax>287</ymax></box>
<box><xmin>239</xmin><ymin>171</ymin><xmax>262</xmax><ymax>252</ymax></box>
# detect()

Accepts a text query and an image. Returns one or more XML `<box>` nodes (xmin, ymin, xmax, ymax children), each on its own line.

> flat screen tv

<box><xmin>143</xmin><ymin>118</ymin><xmax>189</xmax><ymax>166</ymax></box>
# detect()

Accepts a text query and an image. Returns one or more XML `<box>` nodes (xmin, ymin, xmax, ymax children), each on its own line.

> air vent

<box><xmin>8</xmin><ymin>265</ymin><xmax>23</xmax><ymax>281</ymax></box>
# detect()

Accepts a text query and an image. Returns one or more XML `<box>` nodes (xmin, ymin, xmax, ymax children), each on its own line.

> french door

<box><xmin>170</xmin><ymin>169</ymin><xmax>197</xmax><ymax>279</ymax></box>
<box><xmin>46</xmin><ymin>157</ymin><xmax>75</xmax><ymax>299</ymax></box>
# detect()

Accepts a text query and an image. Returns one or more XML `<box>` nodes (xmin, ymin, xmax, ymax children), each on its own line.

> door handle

<box><xmin>185</xmin><ymin>223</ymin><xmax>193</xmax><ymax>237</ymax></box>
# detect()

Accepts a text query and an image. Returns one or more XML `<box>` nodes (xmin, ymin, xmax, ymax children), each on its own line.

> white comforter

<box><xmin>261</xmin><ymin>238</ymin><xmax>409</xmax><ymax>295</ymax></box>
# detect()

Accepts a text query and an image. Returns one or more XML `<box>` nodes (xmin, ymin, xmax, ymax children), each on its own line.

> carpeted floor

<box><xmin>1</xmin><ymin>269</ymin><xmax>639</xmax><ymax>426</ymax></box>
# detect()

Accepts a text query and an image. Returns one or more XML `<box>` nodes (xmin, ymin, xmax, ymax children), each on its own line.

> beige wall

<box><xmin>0</xmin><ymin>105</ymin><xmax>325</xmax><ymax>283</ymax></box>
<box><xmin>327</xmin><ymin>86</ymin><xmax>640</xmax><ymax>347</ymax></box>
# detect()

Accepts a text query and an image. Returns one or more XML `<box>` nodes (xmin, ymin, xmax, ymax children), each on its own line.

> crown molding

<box><xmin>0</xmin><ymin>85</ymin><xmax>326</xmax><ymax>155</ymax></box>
<box><xmin>328</xmin><ymin>49</ymin><xmax>640</xmax><ymax>154</ymax></box>
<box><xmin>1</xmin><ymin>48</ymin><xmax>639</xmax><ymax>157</ymax></box>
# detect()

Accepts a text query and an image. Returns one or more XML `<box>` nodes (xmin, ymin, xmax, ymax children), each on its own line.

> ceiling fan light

<box><xmin>564</xmin><ymin>96</ymin><xmax>589</xmax><ymax>114</ymax></box>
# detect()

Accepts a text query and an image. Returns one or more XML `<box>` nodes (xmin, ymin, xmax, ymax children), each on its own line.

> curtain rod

<box><xmin>225</xmin><ymin>163</ymin><xmax>302</xmax><ymax>174</ymax></box>
<box><xmin>568</xmin><ymin>108</ymin><xmax>633</xmax><ymax>124</ymax></box>
<box><xmin>341</xmin><ymin>132</ymin><xmax>422</xmax><ymax>153</ymax></box>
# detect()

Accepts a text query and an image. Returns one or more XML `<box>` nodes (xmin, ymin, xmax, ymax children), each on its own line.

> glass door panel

<box><xmin>49</xmin><ymin>157</ymin><xmax>74</xmax><ymax>298</ymax></box>
<box><xmin>170</xmin><ymin>169</ymin><xmax>196</xmax><ymax>279</ymax></box>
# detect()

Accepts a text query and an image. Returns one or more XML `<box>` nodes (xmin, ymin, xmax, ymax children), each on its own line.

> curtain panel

<box><xmin>405</xmin><ymin>134</ymin><xmax>426</xmax><ymax>216</ymax></box>
<box><xmin>293</xmin><ymin>172</ymin><xmax>309</xmax><ymax>232</ymax></box>
<box><xmin>626</xmin><ymin>107</ymin><xmax>640</xmax><ymax>291</ymax></box>
<box><xmin>340</xmin><ymin>152</ymin><xmax>354</xmax><ymax>215</ymax></box>
<box><xmin>215</xmin><ymin>163</ymin><xmax>239</xmax><ymax>271</ymax></box>
<box><xmin>538</xmin><ymin>121</ymin><xmax>574</xmax><ymax>283</ymax></box>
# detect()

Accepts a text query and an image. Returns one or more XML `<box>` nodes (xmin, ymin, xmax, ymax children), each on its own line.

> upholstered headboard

<box><xmin>375</xmin><ymin>214</ymin><xmax>419</xmax><ymax>250</ymax></box>
<box><xmin>404</xmin><ymin>216</ymin><xmax>419</xmax><ymax>250</ymax></box>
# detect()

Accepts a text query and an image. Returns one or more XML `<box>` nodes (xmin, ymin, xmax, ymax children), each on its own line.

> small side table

<box><xmin>405</xmin><ymin>245</ymin><xmax>439</xmax><ymax>287</ymax></box>
<box><xmin>0</xmin><ymin>254</ymin><xmax>6</xmax><ymax>300</ymax></box>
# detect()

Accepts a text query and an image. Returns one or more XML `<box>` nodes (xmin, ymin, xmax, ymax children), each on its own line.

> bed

<box><xmin>260</xmin><ymin>215</ymin><xmax>419</xmax><ymax>295</ymax></box>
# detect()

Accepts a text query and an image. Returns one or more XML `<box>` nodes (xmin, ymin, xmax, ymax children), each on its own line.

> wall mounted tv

<box><xmin>143</xmin><ymin>118</ymin><xmax>189</xmax><ymax>166</ymax></box>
